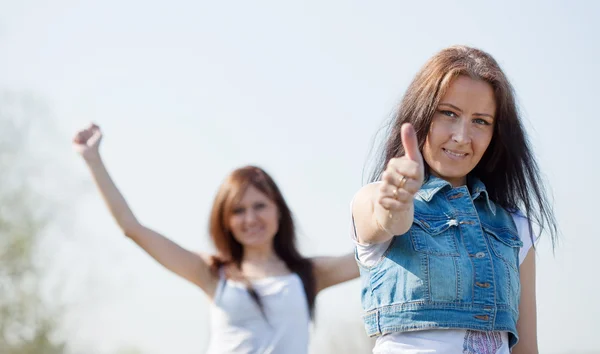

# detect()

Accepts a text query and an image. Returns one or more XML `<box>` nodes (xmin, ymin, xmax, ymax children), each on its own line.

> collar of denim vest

<box><xmin>416</xmin><ymin>174</ymin><xmax>496</xmax><ymax>215</ymax></box>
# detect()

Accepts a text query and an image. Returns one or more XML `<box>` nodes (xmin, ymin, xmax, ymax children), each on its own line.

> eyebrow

<box><xmin>439</xmin><ymin>103</ymin><xmax>495</xmax><ymax>119</ymax></box>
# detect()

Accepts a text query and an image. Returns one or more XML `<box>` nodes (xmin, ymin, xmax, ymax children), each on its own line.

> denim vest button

<box><xmin>475</xmin><ymin>252</ymin><xmax>485</xmax><ymax>258</ymax></box>
<box><xmin>476</xmin><ymin>282</ymin><xmax>491</xmax><ymax>288</ymax></box>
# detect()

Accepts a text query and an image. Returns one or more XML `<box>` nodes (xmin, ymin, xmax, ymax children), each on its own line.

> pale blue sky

<box><xmin>1</xmin><ymin>1</ymin><xmax>599</xmax><ymax>353</ymax></box>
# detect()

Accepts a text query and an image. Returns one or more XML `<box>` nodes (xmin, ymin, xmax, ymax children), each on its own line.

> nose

<box><xmin>243</xmin><ymin>209</ymin><xmax>258</xmax><ymax>225</ymax></box>
<box><xmin>452</xmin><ymin>119</ymin><xmax>471</xmax><ymax>145</ymax></box>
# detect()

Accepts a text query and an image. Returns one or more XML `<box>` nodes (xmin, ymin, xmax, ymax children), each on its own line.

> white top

<box><xmin>352</xmin><ymin>210</ymin><xmax>534</xmax><ymax>354</ymax></box>
<box><xmin>205</xmin><ymin>272</ymin><xmax>310</xmax><ymax>354</ymax></box>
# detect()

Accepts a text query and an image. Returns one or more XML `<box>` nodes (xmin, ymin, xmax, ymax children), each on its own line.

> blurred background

<box><xmin>0</xmin><ymin>1</ymin><xmax>598</xmax><ymax>353</ymax></box>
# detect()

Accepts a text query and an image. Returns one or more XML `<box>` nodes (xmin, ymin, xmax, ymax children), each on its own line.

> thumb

<box><xmin>401</xmin><ymin>123</ymin><xmax>423</xmax><ymax>164</ymax></box>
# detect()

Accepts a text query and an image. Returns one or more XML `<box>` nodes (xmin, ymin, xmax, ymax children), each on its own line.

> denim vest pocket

<box><xmin>483</xmin><ymin>225</ymin><xmax>523</xmax><ymax>309</ymax></box>
<box><xmin>411</xmin><ymin>216</ymin><xmax>460</xmax><ymax>256</ymax></box>
<box><xmin>483</xmin><ymin>226</ymin><xmax>523</xmax><ymax>271</ymax></box>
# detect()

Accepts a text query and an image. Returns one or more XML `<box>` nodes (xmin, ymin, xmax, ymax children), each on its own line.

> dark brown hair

<box><xmin>371</xmin><ymin>45</ymin><xmax>557</xmax><ymax>246</ymax></box>
<box><xmin>208</xmin><ymin>166</ymin><xmax>316</xmax><ymax>317</ymax></box>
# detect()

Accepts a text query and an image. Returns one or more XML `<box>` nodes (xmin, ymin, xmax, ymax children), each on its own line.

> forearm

<box><xmin>373</xmin><ymin>198</ymin><xmax>414</xmax><ymax>238</ymax></box>
<box><xmin>353</xmin><ymin>183</ymin><xmax>415</xmax><ymax>245</ymax></box>
<box><xmin>84</xmin><ymin>155</ymin><xmax>139</xmax><ymax>233</ymax></box>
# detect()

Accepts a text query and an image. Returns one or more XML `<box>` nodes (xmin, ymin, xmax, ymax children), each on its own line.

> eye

<box><xmin>473</xmin><ymin>118</ymin><xmax>492</xmax><ymax>126</ymax></box>
<box><xmin>254</xmin><ymin>202</ymin><xmax>266</xmax><ymax>210</ymax></box>
<box><xmin>232</xmin><ymin>207</ymin><xmax>245</xmax><ymax>215</ymax></box>
<box><xmin>440</xmin><ymin>110</ymin><xmax>458</xmax><ymax>118</ymax></box>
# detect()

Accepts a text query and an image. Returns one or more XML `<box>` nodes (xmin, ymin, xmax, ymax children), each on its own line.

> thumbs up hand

<box><xmin>375</xmin><ymin>123</ymin><xmax>425</xmax><ymax>235</ymax></box>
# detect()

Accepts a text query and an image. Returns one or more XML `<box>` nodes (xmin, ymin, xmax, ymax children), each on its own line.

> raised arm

<box><xmin>73</xmin><ymin>123</ymin><xmax>218</xmax><ymax>297</ymax></box>
<box><xmin>352</xmin><ymin>123</ymin><xmax>424</xmax><ymax>245</ymax></box>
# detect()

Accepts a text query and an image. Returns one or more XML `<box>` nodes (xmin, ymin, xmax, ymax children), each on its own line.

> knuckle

<box><xmin>388</xmin><ymin>157</ymin><xmax>401</xmax><ymax>168</ymax></box>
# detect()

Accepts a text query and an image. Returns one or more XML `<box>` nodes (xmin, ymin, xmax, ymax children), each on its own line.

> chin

<box><xmin>238</xmin><ymin>235</ymin><xmax>273</xmax><ymax>247</ymax></box>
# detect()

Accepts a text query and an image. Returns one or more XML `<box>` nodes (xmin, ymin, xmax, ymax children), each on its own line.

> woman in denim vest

<box><xmin>352</xmin><ymin>46</ymin><xmax>557</xmax><ymax>354</ymax></box>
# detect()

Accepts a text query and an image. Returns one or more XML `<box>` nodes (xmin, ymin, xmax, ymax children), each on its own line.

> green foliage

<box><xmin>0</xmin><ymin>91</ymin><xmax>67</xmax><ymax>354</ymax></box>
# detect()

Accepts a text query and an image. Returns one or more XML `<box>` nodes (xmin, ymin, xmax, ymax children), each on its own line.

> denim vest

<box><xmin>357</xmin><ymin>175</ymin><xmax>523</xmax><ymax>349</ymax></box>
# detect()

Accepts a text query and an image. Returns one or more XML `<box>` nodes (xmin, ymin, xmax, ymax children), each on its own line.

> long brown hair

<box><xmin>208</xmin><ymin>165</ymin><xmax>316</xmax><ymax>317</ymax></box>
<box><xmin>370</xmin><ymin>45</ymin><xmax>557</xmax><ymax>246</ymax></box>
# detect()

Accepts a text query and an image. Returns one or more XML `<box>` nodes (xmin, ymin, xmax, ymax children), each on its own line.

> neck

<box><xmin>242</xmin><ymin>244</ymin><xmax>279</xmax><ymax>264</ymax></box>
<box><xmin>429</xmin><ymin>171</ymin><xmax>466</xmax><ymax>188</ymax></box>
<box><xmin>448</xmin><ymin>177</ymin><xmax>467</xmax><ymax>188</ymax></box>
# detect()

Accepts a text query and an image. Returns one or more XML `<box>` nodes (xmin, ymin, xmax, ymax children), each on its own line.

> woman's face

<box><xmin>422</xmin><ymin>75</ymin><xmax>496</xmax><ymax>187</ymax></box>
<box><xmin>228</xmin><ymin>185</ymin><xmax>280</xmax><ymax>248</ymax></box>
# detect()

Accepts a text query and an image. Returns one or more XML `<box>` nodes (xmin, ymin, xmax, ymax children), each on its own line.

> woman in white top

<box><xmin>73</xmin><ymin>124</ymin><xmax>359</xmax><ymax>354</ymax></box>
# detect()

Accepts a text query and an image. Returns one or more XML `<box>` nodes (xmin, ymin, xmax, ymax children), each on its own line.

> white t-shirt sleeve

<box><xmin>351</xmin><ymin>217</ymin><xmax>392</xmax><ymax>268</ymax></box>
<box><xmin>511</xmin><ymin>212</ymin><xmax>534</xmax><ymax>265</ymax></box>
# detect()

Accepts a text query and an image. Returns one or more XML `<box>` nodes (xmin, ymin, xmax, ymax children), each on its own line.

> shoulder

<box><xmin>194</xmin><ymin>252</ymin><xmax>229</xmax><ymax>277</ymax></box>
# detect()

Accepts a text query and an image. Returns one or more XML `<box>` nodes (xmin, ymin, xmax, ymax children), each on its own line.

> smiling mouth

<box><xmin>443</xmin><ymin>148</ymin><xmax>468</xmax><ymax>158</ymax></box>
<box><xmin>244</xmin><ymin>227</ymin><xmax>264</xmax><ymax>235</ymax></box>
